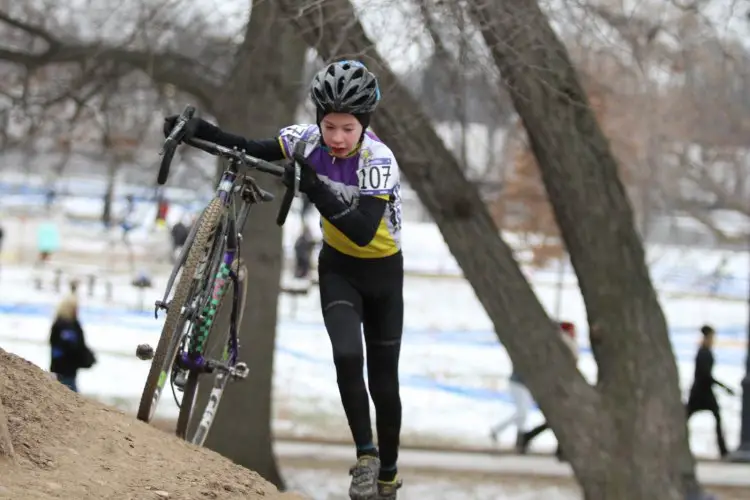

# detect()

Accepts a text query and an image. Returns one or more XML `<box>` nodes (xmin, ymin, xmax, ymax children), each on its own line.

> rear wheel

<box><xmin>176</xmin><ymin>257</ymin><xmax>248</xmax><ymax>445</ymax></box>
<box><xmin>136</xmin><ymin>197</ymin><xmax>224</xmax><ymax>423</ymax></box>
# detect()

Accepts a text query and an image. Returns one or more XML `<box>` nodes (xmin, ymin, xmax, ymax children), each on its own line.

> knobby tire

<box><xmin>136</xmin><ymin>197</ymin><xmax>224</xmax><ymax>423</ymax></box>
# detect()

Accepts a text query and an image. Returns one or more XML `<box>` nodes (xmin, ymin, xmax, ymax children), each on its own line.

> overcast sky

<box><xmin>55</xmin><ymin>0</ymin><xmax>748</xmax><ymax>75</ymax></box>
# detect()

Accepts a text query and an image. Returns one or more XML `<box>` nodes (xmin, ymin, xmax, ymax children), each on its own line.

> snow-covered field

<box><xmin>0</xmin><ymin>256</ymin><xmax>746</xmax><ymax>461</ymax></box>
<box><xmin>1</xmin><ymin>185</ymin><xmax>748</xmax><ymax>300</ymax></box>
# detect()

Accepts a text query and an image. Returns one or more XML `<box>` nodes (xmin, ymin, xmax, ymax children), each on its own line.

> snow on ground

<box><xmin>0</xmin><ymin>193</ymin><xmax>748</xmax><ymax>461</ymax></box>
<box><xmin>284</xmin><ymin>465</ymin><xmax>580</xmax><ymax>500</ymax></box>
<box><xmin>0</xmin><ymin>259</ymin><xmax>746</xmax><ymax>461</ymax></box>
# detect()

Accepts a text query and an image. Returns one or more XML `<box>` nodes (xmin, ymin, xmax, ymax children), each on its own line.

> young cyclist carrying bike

<box><xmin>163</xmin><ymin>60</ymin><xmax>404</xmax><ymax>500</ymax></box>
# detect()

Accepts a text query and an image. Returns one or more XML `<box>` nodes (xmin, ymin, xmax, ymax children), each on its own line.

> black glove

<box><xmin>283</xmin><ymin>153</ymin><xmax>322</xmax><ymax>195</ymax></box>
<box><xmin>162</xmin><ymin>115</ymin><xmax>215</xmax><ymax>141</ymax></box>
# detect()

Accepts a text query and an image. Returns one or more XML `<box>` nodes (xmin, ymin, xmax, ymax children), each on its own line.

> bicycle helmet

<box><xmin>310</xmin><ymin>60</ymin><xmax>381</xmax><ymax>115</ymax></box>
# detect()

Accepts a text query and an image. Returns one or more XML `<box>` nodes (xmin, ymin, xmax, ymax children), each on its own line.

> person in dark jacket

<box><xmin>49</xmin><ymin>295</ymin><xmax>95</xmax><ymax>392</ymax></box>
<box><xmin>170</xmin><ymin>218</ymin><xmax>190</xmax><ymax>264</ymax></box>
<box><xmin>293</xmin><ymin>225</ymin><xmax>317</xmax><ymax>279</ymax></box>
<box><xmin>686</xmin><ymin>325</ymin><xmax>733</xmax><ymax>458</ymax></box>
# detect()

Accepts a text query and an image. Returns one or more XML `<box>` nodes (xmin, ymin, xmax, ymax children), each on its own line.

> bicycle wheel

<box><xmin>136</xmin><ymin>197</ymin><xmax>224</xmax><ymax>423</ymax></box>
<box><xmin>176</xmin><ymin>257</ymin><xmax>248</xmax><ymax>445</ymax></box>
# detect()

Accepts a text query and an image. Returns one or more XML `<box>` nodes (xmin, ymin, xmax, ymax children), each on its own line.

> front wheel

<box><xmin>136</xmin><ymin>197</ymin><xmax>224</xmax><ymax>424</ymax></box>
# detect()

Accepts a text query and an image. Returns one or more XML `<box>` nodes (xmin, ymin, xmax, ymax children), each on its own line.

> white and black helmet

<box><xmin>310</xmin><ymin>60</ymin><xmax>381</xmax><ymax>115</ymax></box>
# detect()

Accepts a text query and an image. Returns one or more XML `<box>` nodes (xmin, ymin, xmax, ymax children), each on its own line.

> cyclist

<box><xmin>163</xmin><ymin>60</ymin><xmax>404</xmax><ymax>500</ymax></box>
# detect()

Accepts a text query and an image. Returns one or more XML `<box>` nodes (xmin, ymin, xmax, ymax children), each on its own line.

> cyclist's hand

<box><xmin>283</xmin><ymin>153</ymin><xmax>320</xmax><ymax>194</ymax></box>
<box><xmin>163</xmin><ymin>115</ymin><xmax>179</xmax><ymax>138</ymax></box>
<box><xmin>162</xmin><ymin>115</ymin><xmax>206</xmax><ymax>140</ymax></box>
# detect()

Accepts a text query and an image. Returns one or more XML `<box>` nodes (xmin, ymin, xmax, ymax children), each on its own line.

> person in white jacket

<box><xmin>489</xmin><ymin>365</ymin><xmax>533</xmax><ymax>451</ymax></box>
<box><xmin>517</xmin><ymin>321</ymin><xmax>579</xmax><ymax>459</ymax></box>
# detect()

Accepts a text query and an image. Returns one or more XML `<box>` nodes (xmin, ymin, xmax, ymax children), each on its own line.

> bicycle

<box><xmin>134</xmin><ymin>105</ymin><xmax>300</xmax><ymax>445</ymax></box>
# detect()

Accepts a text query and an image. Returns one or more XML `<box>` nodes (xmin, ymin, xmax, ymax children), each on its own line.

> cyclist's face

<box><xmin>320</xmin><ymin>113</ymin><xmax>362</xmax><ymax>157</ymax></box>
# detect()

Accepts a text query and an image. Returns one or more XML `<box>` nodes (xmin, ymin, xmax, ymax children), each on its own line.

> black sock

<box><xmin>378</xmin><ymin>464</ymin><xmax>397</xmax><ymax>482</ymax></box>
<box><xmin>356</xmin><ymin>444</ymin><xmax>379</xmax><ymax>459</ymax></box>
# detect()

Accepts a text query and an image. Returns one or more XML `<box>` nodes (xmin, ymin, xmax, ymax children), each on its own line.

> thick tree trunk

<box><xmin>195</xmin><ymin>0</ymin><xmax>307</xmax><ymax>489</ymax></box>
<box><xmin>467</xmin><ymin>2</ymin><xmax>700</xmax><ymax>499</ymax></box>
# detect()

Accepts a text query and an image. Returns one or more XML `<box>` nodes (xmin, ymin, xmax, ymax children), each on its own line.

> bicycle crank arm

<box><xmin>204</xmin><ymin>359</ymin><xmax>249</xmax><ymax>380</ymax></box>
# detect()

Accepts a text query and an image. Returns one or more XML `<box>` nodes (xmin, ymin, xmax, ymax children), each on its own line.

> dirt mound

<box><xmin>0</xmin><ymin>348</ymin><xmax>306</xmax><ymax>500</ymax></box>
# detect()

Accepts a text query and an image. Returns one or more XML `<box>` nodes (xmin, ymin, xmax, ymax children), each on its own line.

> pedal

<box><xmin>231</xmin><ymin>362</ymin><xmax>249</xmax><ymax>380</ymax></box>
<box><xmin>135</xmin><ymin>344</ymin><xmax>154</xmax><ymax>361</ymax></box>
<box><xmin>154</xmin><ymin>299</ymin><xmax>169</xmax><ymax>319</ymax></box>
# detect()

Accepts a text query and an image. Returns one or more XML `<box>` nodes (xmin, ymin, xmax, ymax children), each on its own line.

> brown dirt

<box><xmin>0</xmin><ymin>348</ymin><xmax>307</xmax><ymax>500</ymax></box>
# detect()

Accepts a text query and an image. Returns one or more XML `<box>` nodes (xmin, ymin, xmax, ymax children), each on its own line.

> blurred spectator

<box><xmin>44</xmin><ymin>188</ymin><xmax>56</xmax><ymax>212</ymax></box>
<box><xmin>686</xmin><ymin>324</ymin><xmax>733</xmax><ymax>458</ymax></box>
<box><xmin>294</xmin><ymin>225</ymin><xmax>316</xmax><ymax>279</ymax></box>
<box><xmin>119</xmin><ymin>195</ymin><xmax>138</xmax><ymax>245</ymax></box>
<box><xmin>155</xmin><ymin>196</ymin><xmax>170</xmax><ymax>228</ymax></box>
<box><xmin>170</xmin><ymin>218</ymin><xmax>190</xmax><ymax>264</ymax></box>
<box><xmin>102</xmin><ymin>193</ymin><xmax>112</xmax><ymax>228</ymax></box>
<box><xmin>517</xmin><ymin>321</ymin><xmax>579</xmax><ymax>459</ymax></box>
<box><xmin>35</xmin><ymin>217</ymin><xmax>61</xmax><ymax>268</ymax></box>
<box><xmin>49</xmin><ymin>294</ymin><xmax>96</xmax><ymax>393</ymax></box>
<box><xmin>0</xmin><ymin>223</ymin><xmax>4</xmax><ymax>276</ymax></box>
<box><xmin>489</xmin><ymin>362</ymin><xmax>533</xmax><ymax>452</ymax></box>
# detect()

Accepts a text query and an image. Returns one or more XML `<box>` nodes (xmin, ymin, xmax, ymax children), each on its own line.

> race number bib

<box><xmin>358</xmin><ymin>157</ymin><xmax>396</xmax><ymax>196</ymax></box>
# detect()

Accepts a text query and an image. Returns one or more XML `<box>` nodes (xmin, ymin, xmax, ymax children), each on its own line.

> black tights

<box><xmin>319</xmin><ymin>245</ymin><xmax>404</xmax><ymax>472</ymax></box>
<box><xmin>686</xmin><ymin>394</ymin><xmax>727</xmax><ymax>457</ymax></box>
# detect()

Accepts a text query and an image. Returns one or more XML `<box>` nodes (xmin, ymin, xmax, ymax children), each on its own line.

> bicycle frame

<box><xmin>157</xmin><ymin>163</ymin><xmax>250</xmax><ymax>315</ymax></box>
<box><xmin>189</xmin><ymin>168</ymin><xmax>246</xmax><ymax>366</ymax></box>
<box><xmin>161</xmin><ymin>161</ymin><xmax>259</xmax><ymax>377</ymax></box>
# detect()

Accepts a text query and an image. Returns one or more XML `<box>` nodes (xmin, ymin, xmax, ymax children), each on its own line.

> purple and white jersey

<box><xmin>279</xmin><ymin>124</ymin><xmax>402</xmax><ymax>259</ymax></box>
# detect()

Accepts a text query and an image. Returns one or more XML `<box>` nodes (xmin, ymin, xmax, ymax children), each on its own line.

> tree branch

<box><xmin>0</xmin><ymin>9</ymin><xmax>220</xmax><ymax>107</ymax></box>
<box><xmin>0</xmin><ymin>10</ymin><xmax>59</xmax><ymax>47</ymax></box>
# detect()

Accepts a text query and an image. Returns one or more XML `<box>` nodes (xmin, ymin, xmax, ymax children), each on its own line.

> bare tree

<box><xmin>0</xmin><ymin>0</ymin><xmax>306</xmax><ymax>488</ymax></box>
<box><xmin>586</xmin><ymin>1</ymin><xmax>750</xmax><ymax>246</ymax></box>
<box><xmin>661</xmin><ymin>37</ymin><xmax>750</xmax><ymax>246</ymax></box>
<box><xmin>467</xmin><ymin>1</ymin><xmax>702</xmax><ymax>498</ymax></box>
